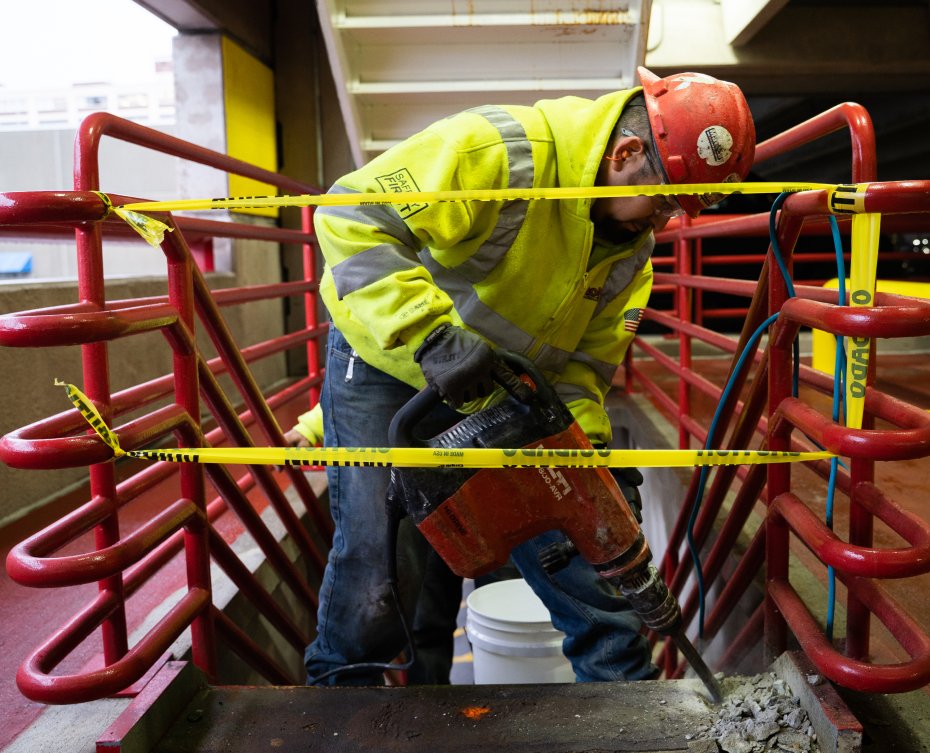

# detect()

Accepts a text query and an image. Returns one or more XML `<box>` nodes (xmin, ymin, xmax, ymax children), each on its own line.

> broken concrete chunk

<box><xmin>697</xmin><ymin>673</ymin><xmax>820</xmax><ymax>752</ymax></box>
<box><xmin>748</xmin><ymin>720</ymin><xmax>782</xmax><ymax>741</ymax></box>
<box><xmin>775</xmin><ymin>729</ymin><xmax>812</xmax><ymax>752</ymax></box>
<box><xmin>720</xmin><ymin>731</ymin><xmax>757</xmax><ymax>753</ymax></box>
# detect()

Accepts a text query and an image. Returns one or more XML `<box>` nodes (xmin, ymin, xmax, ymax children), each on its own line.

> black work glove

<box><xmin>595</xmin><ymin>446</ymin><xmax>644</xmax><ymax>523</ymax></box>
<box><xmin>613</xmin><ymin>466</ymin><xmax>644</xmax><ymax>524</ymax></box>
<box><xmin>414</xmin><ymin>324</ymin><xmax>527</xmax><ymax>408</ymax></box>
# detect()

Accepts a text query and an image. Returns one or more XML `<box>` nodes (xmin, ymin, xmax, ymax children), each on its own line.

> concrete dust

<box><xmin>691</xmin><ymin>672</ymin><xmax>819</xmax><ymax>753</ymax></box>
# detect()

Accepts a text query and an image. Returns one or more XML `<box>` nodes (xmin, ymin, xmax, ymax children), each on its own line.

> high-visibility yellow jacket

<box><xmin>316</xmin><ymin>88</ymin><xmax>653</xmax><ymax>444</ymax></box>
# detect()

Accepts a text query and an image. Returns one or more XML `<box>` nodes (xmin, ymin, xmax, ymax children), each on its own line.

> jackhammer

<box><xmin>386</xmin><ymin>352</ymin><xmax>722</xmax><ymax>702</ymax></box>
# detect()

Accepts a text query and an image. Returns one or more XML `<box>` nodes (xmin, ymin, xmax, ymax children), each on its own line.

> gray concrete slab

<box><xmin>153</xmin><ymin>679</ymin><xmax>718</xmax><ymax>753</ymax></box>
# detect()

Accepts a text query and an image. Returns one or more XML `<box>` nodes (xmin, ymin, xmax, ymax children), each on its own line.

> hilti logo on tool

<box><xmin>531</xmin><ymin>444</ymin><xmax>573</xmax><ymax>500</ymax></box>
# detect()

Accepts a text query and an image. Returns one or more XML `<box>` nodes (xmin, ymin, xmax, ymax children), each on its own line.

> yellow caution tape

<box><xmin>829</xmin><ymin>183</ymin><xmax>869</xmax><ymax>215</ymax></box>
<box><xmin>108</xmin><ymin>181</ymin><xmax>849</xmax><ymax>248</ymax></box>
<box><xmin>58</xmin><ymin>381</ymin><xmax>835</xmax><ymax>469</ymax></box>
<box><xmin>118</xmin><ymin>182</ymin><xmax>834</xmax><ymax>214</ymax></box>
<box><xmin>93</xmin><ymin>177</ymin><xmax>882</xmax><ymax>440</ymax></box>
<box><xmin>844</xmin><ymin>212</ymin><xmax>882</xmax><ymax>429</ymax></box>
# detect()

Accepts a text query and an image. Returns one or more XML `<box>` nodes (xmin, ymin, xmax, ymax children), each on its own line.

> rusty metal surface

<box><xmin>154</xmin><ymin>680</ymin><xmax>716</xmax><ymax>753</ymax></box>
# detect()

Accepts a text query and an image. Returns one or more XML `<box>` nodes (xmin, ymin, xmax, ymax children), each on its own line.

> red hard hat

<box><xmin>637</xmin><ymin>66</ymin><xmax>756</xmax><ymax>217</ymax></box>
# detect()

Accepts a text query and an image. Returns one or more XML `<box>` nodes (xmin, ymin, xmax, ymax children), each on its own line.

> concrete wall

<box><xmin>0</xmin><ymin>127</ymin><xmax>182</xmax><ymax>279</ymax></box>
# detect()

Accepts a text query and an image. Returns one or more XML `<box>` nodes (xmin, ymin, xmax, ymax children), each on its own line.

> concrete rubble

<box><xmin>691</xmin><ymin>672</ymin><xmax>820</xmax><ymax>753</ymax></box>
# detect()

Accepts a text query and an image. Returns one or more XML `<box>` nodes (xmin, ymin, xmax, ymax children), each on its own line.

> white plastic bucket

<box><xmin>465</xmin><ymin>578</ymin><xmax>574</xmax><ymax>684</ymax></box>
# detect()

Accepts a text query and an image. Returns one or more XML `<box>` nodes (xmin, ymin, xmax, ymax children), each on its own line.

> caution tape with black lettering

<box><xmin>57</xmin><ymin>381</ymin><xmax>835</xmax><ymax>469</ymax></box>
<box><xmin>93</xmin><ymin>181</ymin><xmax>873</xmax><ymax>248</ymax></box>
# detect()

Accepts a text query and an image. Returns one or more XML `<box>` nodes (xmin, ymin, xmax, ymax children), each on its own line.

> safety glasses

<box><xmin>621</xmin><ymin>127</ymin><xmax>685</xmax><ymax>219</ymax></box>
<box><xmin>641</xmin><ymin>146</ymin><xmax>685</xmax><ymax>218</ymax></box>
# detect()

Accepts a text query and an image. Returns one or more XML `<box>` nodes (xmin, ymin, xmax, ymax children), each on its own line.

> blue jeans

<box><xmin>304</xmin><ymin>326</ymin><xmax>657</xmax><ymax>685</ymax></box>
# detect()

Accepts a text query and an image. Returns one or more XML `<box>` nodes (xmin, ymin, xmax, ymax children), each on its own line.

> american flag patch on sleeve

<box><xmin>623</xmin><ymin>308</ymin><xmax>644</xmax><ymax>332</ymax></box>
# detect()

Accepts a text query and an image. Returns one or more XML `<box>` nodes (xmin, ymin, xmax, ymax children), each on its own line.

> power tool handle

<box><xmin>389</xmin><ymin>350</ymin><xmax>544</xmax><ymax>447</ymax></box>
<box><xmin>389</xmin><ymin>387</ymin><xmax>441</xmax><ymax>447</ymax></box>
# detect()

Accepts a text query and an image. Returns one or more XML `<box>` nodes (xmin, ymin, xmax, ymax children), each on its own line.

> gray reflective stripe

<box><xmin>594</xmin><ymin>235</ymin><xmax>655</xmax><ymax>316</ymax></box>
<box><xmin>569</xmin><ymin>351</ymin><xmax>618</xmax><ymax>385</ymax></box>
<box><xmin>418</xmin><ymin>250</ymin><xmax>535</xmax><ymax>354</ymax></box>
<box><xmin>534</xmin><ymin>342</ymin><xmax>572</xmax><ymax>374</ymax></box>
<box><xmin>418</xmin><ymin>248</ymin><xmax>575</xmax><ymax>373</ymax></box>
<box><xmin>556</xmin><ymin>382</ymin><xmax>600</xmax><ymax>405</ymax></box>
<box><xmin>453</xmin><ymin>106</ymin><xmax>534</xmax><ymax>284</ymax></box>
<box><xmin>317</xmin><ymin>185</ymin><xmax>420</xmax><ymax>250</ymax></box>
<box><xmin>332</xmin><ymin>244</ymin><xmax>422</xmax><ymax>299</ymax></box>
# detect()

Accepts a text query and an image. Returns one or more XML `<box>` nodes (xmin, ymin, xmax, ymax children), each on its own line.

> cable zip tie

<box><xmin>56</xmin><ymin>381</ymin><xmax>834</xmax><ymax>469</ymax></box>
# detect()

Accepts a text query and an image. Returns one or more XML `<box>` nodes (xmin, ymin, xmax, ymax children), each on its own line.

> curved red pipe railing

<box><xmin>638</xmin><ymin>100</ymin><xmax>930</xmax><ymax>692</ymax></box>
<box><xmin>753</xmin><ymin>102</ymin><xmax>877</xmax><ymax>181</ymax></box>
<box><xmin>18</xmin><ymin>587</ymin><xmax>211</xmax><ymax>705</ymax></box>
<box><xmin>2</xmin><ymin>112</ymin><xmax>327</xmax><ymax>702</ymax></box>
<box><xmin>75</xmin><ymin>112</ymin><xmax>319</xmax><ymax>196</ymax></box>
<box><xmin>772</xmin><ymin>490</ymin><xmax>930</xmax><ymax>579</ymax></box>
<box><xmin>769</xmin><ymin>578</ymin><xmax>930</xmax><ymax>693</ymax></box>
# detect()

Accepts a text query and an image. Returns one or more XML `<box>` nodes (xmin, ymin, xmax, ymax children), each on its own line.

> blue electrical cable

<box><xmin>687</xmin><ymin>194</ymin><xmax>849</xmax><ymax>641</ymax></box>
<box><xmin>825</xmin><ymin>213</ymin><xmax>846</xmax><ymax>639</ymax></box>
<box><xmin>690</xmin><ymin>192</ymin><xmax>803</xmax><ymax>638</ymax></box>
<box><xmin>690</xmin><ymin>311</ymin><xmax>781</xmax><ymax>637</ymax></box>
<box><xmin>767</xmin><ymin>192</ymin><xmax>801</xmax><ymax>396</ymax></box>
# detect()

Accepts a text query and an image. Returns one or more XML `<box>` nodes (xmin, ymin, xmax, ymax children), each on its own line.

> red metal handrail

<box><xmin>1</xmin><ymin>113</ymin><xmax>328</xmax><ymax>703</ymax></box>
<box><xmin>633</xmin><ymin>105</ymin><xmax>930</xmax><ymax>692</ymax></box>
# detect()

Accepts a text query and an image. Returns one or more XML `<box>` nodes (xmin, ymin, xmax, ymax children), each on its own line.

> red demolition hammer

<box><xmin>387</xmin><ymin>352</ymin><xmax>722</xmax><ymax>702</ymax></box>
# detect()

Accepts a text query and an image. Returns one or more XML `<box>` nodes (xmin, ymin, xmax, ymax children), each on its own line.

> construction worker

<box><xmin>299</xmin><ymin>67</ymin><xmax>756</xmax><ymax>685</ymax></box>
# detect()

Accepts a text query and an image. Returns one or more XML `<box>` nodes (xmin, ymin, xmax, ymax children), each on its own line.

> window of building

<box><xmin>0</xmin><ymin>0</ymin><xmax>178</xmax><ymax>283</ymax></box>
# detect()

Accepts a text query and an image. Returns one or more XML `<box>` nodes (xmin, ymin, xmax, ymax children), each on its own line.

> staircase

<box><xmin>315</xmin><ymin>0</ymin><xmax>653</xmax><ymax>165</ymax></box>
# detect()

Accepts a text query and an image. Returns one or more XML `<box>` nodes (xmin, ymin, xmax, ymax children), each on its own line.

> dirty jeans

<box><xmin>303</xmin><ymin>325</ymin><xmax>657</xmax><ymax>685</ymax></box>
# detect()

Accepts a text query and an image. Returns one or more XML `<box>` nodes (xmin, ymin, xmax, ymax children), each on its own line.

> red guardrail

<box><xmin>630</xmin><ymin>101</ymin><xmax>930</xmax><ymax>693</ymax></box>
<box><xmin>1</xmin><ymin>113</ymin><xmax>328</xmax><ymax>703</ymax></box>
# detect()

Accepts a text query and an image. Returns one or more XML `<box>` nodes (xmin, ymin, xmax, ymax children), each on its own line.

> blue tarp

<box><xmin>0</xmin><ymin>252</ymin><xmax>33</xmax><ymax>275</ymax></box>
